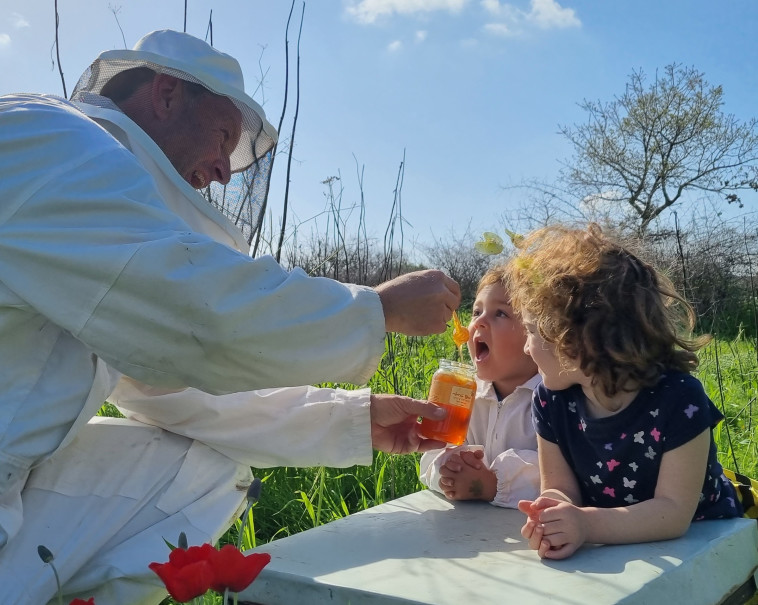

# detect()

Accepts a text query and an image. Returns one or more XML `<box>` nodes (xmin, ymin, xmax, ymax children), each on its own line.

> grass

<box><xmin>698</xmin><ymin>335</ymin><xmax>758</xmax><ymax>478</ymax></box>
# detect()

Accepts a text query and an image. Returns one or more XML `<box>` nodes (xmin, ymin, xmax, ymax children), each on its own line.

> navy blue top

<box><xmin>532</xmin><ymin>371</ymin><xmax>742</xmax><ymax>519</ymax></box>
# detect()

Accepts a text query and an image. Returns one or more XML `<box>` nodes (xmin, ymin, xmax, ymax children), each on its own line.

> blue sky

<box><xmin>2</xmin><ymin>1</ymin><xmax>757</xmax><ymax>251</ymax></box>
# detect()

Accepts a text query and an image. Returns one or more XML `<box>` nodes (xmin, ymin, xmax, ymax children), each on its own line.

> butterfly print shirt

<box><xmin>532</xmin><ymin>371</ymin><xmax>742</xmax><ymax>520</ymax></box>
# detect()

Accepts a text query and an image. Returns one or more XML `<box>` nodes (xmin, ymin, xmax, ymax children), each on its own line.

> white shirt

<box><xmin>0</xmin><ymin>93</ymin><xmax>385</xmax><ymax>525</ymax></box>
<box><xmin>419</xmin><ymin>375</ymin><xmax>541</xmax><ymax>508</ymax></box>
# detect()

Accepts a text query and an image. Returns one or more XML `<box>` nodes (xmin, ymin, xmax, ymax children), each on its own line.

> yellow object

<box><xmin>724</xmin><ymin>468</ymin><xmax>758</xmax><ymax>520</ymax></box>
<box><xmin>451</xmin><ymin>311</ymin><xmax>469</xmax><ymax>348</ymax></box>
<box><xmin>474</xmin><ymin>232</ymin><xmax>504</xmax><ymax>256</ymax></box>
<box><xmin>504</xmin><ymin>228</ymin><xmax>524</xmax><ymax>247</ymax></box>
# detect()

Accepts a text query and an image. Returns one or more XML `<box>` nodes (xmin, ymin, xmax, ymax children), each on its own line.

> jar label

<box><xmin>429</xmin><ymin>382</ymin><xmax>475</xmax><ymax>408</ymax></box>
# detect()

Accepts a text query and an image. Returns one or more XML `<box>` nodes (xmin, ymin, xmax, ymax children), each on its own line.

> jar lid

<box><xmin>439</xmin><ymin>358</ymin><xmax>476</xmax><ymax>375</ymax></box>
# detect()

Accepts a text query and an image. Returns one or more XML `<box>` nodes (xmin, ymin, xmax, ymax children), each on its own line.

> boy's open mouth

<box><xmin>475</xmin><ymin>339</ymin><xmax>490</xmax><ymax>362</ymax></box>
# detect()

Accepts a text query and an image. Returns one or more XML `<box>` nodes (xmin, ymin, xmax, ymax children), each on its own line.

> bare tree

<box><xmin>559</xmin><ymin>64</ymin><xmax>758</xmax><ymax>235</ymax></box>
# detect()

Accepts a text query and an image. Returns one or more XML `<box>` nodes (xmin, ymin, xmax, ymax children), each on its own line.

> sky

<box><xmin>2</xmin><ymin>0</ymin><xmax>758</xmax><ymax>253</ymax></box>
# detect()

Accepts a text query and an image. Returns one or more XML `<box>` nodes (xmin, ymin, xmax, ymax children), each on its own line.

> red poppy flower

<box><xmin>208</xmin><ymin>545</ymin><xmax>271</xmax><ymax>593</ymax></box>
<box><xmin>69</xmin><ymin>599</ymin><xmax>95</xmax><ymax>605</ymax></box>
<box><xmin>149</xmin><ymin>543</ymin><xmax>215</xmax><ymax>602</ymax></box>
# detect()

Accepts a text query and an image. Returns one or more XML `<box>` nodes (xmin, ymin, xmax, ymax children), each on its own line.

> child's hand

<box><xmin>438</xmin><ymin>451</ymin><xmax>495</xmax><ymax>501</ymax></box>
<box><xmin>457</xmin><ymin>448</ymin><xmax>485</xmax><ymax>470</ymax></box>
<box><xmin>518</xmin><ymin>499</ymin><xmax>550</xmax><ymax>554</ymax></box>
<box><xmin>518</xmin><ymin>497</ymin><xmax>586</xmax><ymax>559</ymax></box>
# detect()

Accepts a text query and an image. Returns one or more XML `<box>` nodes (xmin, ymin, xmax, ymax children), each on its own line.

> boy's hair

<box><xmin>505</xmin><ymin>224</ymin><xmax>709</xmax><ymax>397</ymax></box>
<box><xmin>476</xmin><ymin>263</ymin><xmax>509</xmax><ymax>295</ymax></box>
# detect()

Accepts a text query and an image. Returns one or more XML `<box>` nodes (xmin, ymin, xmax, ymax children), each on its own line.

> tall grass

<box><xmin>698</xmin><ymin>336</ymin><xmax>758</xmax><ymax>477</ymax></box>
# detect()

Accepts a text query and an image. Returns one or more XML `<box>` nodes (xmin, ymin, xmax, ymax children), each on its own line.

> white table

<box><xmin>239</xmin><ymin>489</ymin><xmax>758</xmax><ymax>605</ymax></box>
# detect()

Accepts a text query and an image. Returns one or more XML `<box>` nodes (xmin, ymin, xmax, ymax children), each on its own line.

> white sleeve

<box><xmin>488</xmin><ymin>448</ymin><xmax>540</xmax><ymax>508</ymax></box>
<box><xmin>110</xmin><ymin>377</ymin><xmax>374</xmax><ymax>468</ymax></box>
<box><xmin>418</xmin><ymin>448</ymin><xmax>447</xmax><ymax>492</ymax></box>
<box><xmin>0</xmin><ymin>96</ymin><xmax>385</xmax><ymax>393</ymax></box>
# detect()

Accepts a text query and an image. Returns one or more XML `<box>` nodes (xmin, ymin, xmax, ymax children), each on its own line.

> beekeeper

<box><xmin>0</xmin><ymin>29</ymin><xmax>458</xmax><ymax>604</ymax></box>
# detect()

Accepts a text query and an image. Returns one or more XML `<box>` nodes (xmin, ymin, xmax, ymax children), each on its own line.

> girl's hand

<box><xmin>521</xmin><ymin>517</ymin><xmax>547</xmax><ymax>552</ymax></box>
<box><xmin>518</xmin><ymin>502</ymin><xmax>545</xmax><ymax>550</ymax></box>
<box><xmin>519</xmin><ymin>497</ymin><xmax>583</xmax><ymax>558</ymax></box>
<box><xmin>530</xmin><ymin>497</ymin><xmax>587</xmax><ymax>559</ymax></box>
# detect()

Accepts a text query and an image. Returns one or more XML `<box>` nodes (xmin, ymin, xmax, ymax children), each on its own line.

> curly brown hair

<box><xmin>505</xmin><ymin>224</ymin><xmax>709</xmax><ymax>397</ymax></box>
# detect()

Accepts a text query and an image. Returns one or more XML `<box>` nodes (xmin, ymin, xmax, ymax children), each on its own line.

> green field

<box><xmin>697</xmin><ymin>337</ymin><xmax>758</xmax><ymax>479</ymax></box>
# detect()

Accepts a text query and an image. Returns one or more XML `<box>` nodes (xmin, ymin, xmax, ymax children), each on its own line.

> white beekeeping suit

<box><xmin>0</xmin><ymin>30</ymin><xmax>387</xmax><ymax>604</ymax></box>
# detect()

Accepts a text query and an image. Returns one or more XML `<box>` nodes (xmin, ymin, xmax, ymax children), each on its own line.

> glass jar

<box><xmin>419</xmin><ymin>359</ymin><xmax>477</xmax><ymax>446</ymax></box>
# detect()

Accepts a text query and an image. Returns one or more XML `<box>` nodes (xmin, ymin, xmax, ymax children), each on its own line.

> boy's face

<box><xmin>468</xmin><ymin>284</ymin><xmax>538</xmax><ymax>394</ymax></box>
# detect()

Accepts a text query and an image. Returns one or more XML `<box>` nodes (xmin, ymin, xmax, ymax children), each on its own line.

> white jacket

<box><xmin>0</xmin><ymin>93</ymin><xmax>385</xmax><ymax>541</ymax></box>
<box><xmin>419</xmin><ymin>375</ymin><xmax>541</xmax><ymax>508</ymax></box>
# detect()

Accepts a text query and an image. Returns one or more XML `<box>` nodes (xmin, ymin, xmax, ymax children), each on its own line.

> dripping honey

<box><xmin>451</xmin><ymin>310</ymin><xmax>469</xmax><ymax>363</ymax></box>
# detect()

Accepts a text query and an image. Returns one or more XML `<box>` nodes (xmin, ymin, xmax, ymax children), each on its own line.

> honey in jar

<box><xmin>419</xmin><ymin>359</ymin><xmax>477</xmax><ymax>445</ymax></box>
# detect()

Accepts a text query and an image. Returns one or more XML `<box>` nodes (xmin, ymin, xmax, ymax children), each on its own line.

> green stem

<box><xmin>236</xmin><ymin>503</ymin><xmax>252</xmax><ymax>552</ymax></box>
<box><xmin>51</xmin><ymin>562</ymin><xmax>62</xmax><ymax>605</ymax></box>
<box><xmin>315</xmin><ymin>466</ymin><xmax>325</xmax><ymax>528</ymax></box>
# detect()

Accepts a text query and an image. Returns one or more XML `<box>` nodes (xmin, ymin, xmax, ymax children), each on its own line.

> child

<box><xmin>419</xmin><ymin>265</ymin><xmax>542</xmax><ymax>508</ymax></box>
<box><xmin>506</xmin><ymin>224</ymin><xmax>743</xmax><ymax>560</ymax></box>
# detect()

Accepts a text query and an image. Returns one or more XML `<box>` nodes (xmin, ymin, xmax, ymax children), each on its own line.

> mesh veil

<box><xmin>203</xmin><ymin>150</ymin><xmax>273</xmax><ymax>246</ymax></box>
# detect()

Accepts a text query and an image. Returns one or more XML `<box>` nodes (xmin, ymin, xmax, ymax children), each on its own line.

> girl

<box><xmin>419</xmin><ymin>265</ymin><xmax>542</xmax><ymax>507</ymax></box>
<box><xmin>506</xmin><ymin>224</ymin><xmax>742</xmax><ymax>559</ymax></box>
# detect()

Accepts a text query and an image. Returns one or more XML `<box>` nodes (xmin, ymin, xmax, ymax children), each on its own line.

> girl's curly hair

<box><xmin>505</xmin><ymin>224</ymin><xmax>709</xmax><ymax>398</ymax></box>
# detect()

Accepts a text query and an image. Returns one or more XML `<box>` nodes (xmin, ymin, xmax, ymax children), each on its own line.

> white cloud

<box><xmin>415</xmin><ymin>30</ymin><xmax>428</xmax><ymax>43</ymax></box>
<box><xmin>483</xmin><ymin>22</ymin><xmax>513</xmax><ymax>36</ymax></box>
<box><xmin>387</xmin><ymin>39</ymin><xmax>403</xmax><ymax>52</ymax></box>
<box><xmin>530</xmin><ymin>0</ymin><xmax>580</xmax><ymax>29</ymax></box>
<box><xmin>481</xmin><ymin>0</ymin><xmax>521</xmax><ymax>19</ymax></box>
<box><xmin>0</xmin><ymin>33</ymin><xmax>10</xmax><ymax>48</ymax></box>
<box><xmin>482</xmin><ymin>0</ymin><xmax>580</xmax><ymax>36</ymax></box>
<box><xmin>11</xmin><ymin>13</ymin><xmax>30</xmax><ymax>29</ymax></box>
<box><xmin>346</xmin><ymin>0</ymin><xmax>470</xmax><ymax>24</ymax></box>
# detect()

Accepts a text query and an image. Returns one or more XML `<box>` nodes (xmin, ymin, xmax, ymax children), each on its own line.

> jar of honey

<box><xmin>419</xmin><ymin>359</ymin><xmax>477</xmax><ymax>446</ymax></box>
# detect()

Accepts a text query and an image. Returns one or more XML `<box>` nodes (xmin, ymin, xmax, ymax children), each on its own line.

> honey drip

<box><xmin>452</xmin><ymin>310</ymin><xmax>469</xmax><ymax>362</ymax></box>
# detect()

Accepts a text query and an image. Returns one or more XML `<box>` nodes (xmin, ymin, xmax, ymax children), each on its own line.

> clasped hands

<box><xmin>438</xmin><ymin>448</ymin><xmax>496</xmax><ymax>502</ymax></box>
<box><xmin>518</xmin><ymin>496</ymin><xmax>588</xmax><ymax>559</ymax></box>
